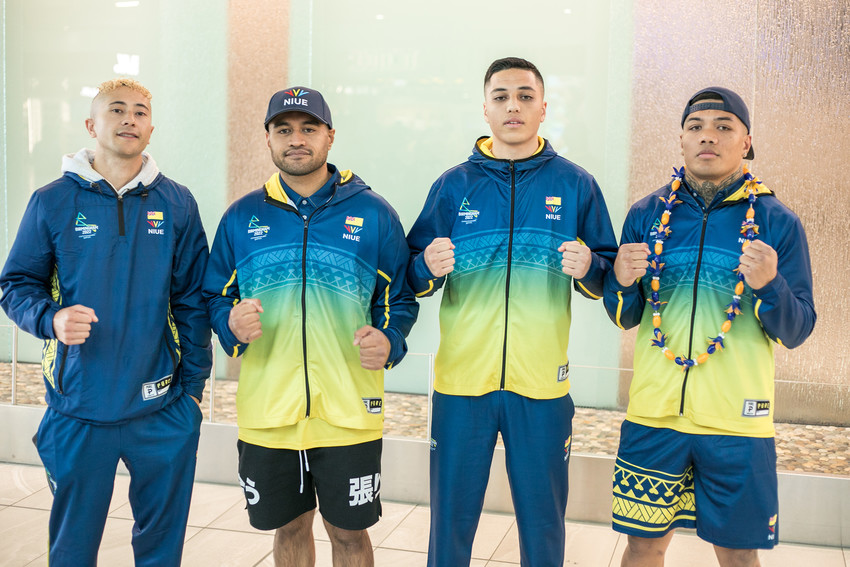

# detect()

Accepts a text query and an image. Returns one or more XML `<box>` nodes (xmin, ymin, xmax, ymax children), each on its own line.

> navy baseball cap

<box><xmin>264</xmin><ymin>86</ymin><xmax>333</xmax><ymax>130</ymax></box>
<box><xmin>682</xmin><ymin>87</ymin><xmax>754</xmax><ymax>160</ymax></box>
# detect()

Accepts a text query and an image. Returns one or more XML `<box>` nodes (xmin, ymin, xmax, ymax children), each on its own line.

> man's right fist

<box><xmin>424</xmin><ymin>237</ymin><xmax>455</xmax><ymax>278</ymax></box>
<box><xmin>613</xmin><ymin>242</ymin><xmax>651</xmax><ymax>287</ymax></box>
<box><xmin>53</xmin><ymin>305</ymin><xmax>98</xmax><ymax>345</ymax></box>
<box><xmin>228</xmin><ymin>298</ymin><xmax>264</xmax><ymax>344</ymax></box>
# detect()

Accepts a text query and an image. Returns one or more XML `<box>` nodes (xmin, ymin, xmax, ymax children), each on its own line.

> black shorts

<box><xmin>237</xmin><ymin>438</ymin><xmax>382</xmax><ymax>531</ymax></box>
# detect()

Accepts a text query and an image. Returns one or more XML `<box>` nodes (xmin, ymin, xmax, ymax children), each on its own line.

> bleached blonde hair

<box><xmin>96</xmin><ymin>78</ymin><xmax>152</xmax><ymax>101</ymax></box>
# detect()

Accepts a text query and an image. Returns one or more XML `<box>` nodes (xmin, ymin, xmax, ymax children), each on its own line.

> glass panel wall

<box><xmin>2</xmin><ymin>0</ymin><xmax>847</xmax><ymax>476</ymax></box>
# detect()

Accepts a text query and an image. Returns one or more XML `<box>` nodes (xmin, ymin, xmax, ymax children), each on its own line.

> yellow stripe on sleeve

<box><xmin>377</xmin><ymin>269</ymin><xmax>391</xmax><ymax>329</ymax></box>
<box><xmin>576</xmin><ymin>281</ymin><xmax>602</xmax><ymax>300</ymax></box>
<box><xmin>615</xmin><ymin>291</ymin><xmax>626</xmax><ymax>330</ymax></box>
<box><xmin>222</xmin><ymin>269</ymin><xmax>238</xmax><ymax>297</ymax></box>
<box><xmin>415</xmin><ymin>280</ymin><xmax>435</xmax><ymax>297</ymax></box>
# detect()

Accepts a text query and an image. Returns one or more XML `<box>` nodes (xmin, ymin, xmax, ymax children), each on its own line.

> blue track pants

<box><xmin>34</xmin><ymin>392</ymin><xmax>202</xmax><ymax>566</ymax></box>
<box><xmin>428</xmin><ymin>390</ymin><xmax>575</xmax><ymax>566</ymax></box>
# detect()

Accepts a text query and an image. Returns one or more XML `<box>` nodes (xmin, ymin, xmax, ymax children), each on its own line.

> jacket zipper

<box><xmin>117</xmin><ymin>195</ymin><xmax>125</xmax><ymax>236</ymax></box>
<box><xmin>300</xmin><ymin>216</ymin><xmax>311</xmax><ymax>417</ymax></box>
<box><xmin>499</xmin><ymin>161</ymin><xmax>516</xmax><ymax>390</ymax></box>
<box><xmin>265</xmin><ymin>187</ymin><xmax>337</xmax><ymax>419</ymax></box>
<box><xmin>679</xmin><ymin>207</ymin><xmax>710</xmax><ymax>415</ymax></box>
<box><xmin>163</xmin><ymin>327</ymin><xmax>179</xmax><ymax>373</ymax></box>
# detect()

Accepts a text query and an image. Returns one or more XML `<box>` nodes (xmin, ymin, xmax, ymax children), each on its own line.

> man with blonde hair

<box><xmin>0</xmin><ymin>78</ymin><xmax>211</xmax><ymax>566</ymax></box>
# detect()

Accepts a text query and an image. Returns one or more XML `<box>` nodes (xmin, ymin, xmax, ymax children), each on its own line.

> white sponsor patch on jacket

<box><xmin>142</xmin><ymin>374</ymin><xmax>173</xmax><ymax>400</ymax></box>
<box><xmin>742</xmin><ymin>399</ymin><xmax>770</xmax><ymax>417</ymax></box>
<box><xmin>557</xmin><ymin>364</ymin><xmax>569</xmax><ymax>382</ymax></box>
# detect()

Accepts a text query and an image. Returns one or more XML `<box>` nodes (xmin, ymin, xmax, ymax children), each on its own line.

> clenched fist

<box><xmin>558</xmin><ymin>240</ymin><xmax>592</xmax><ymax>279</ymax></box>
<box><xmin>53</xmin><ymin>305</ymin><xmax>98</xmax><ymax>345</ymax></box>
<box><xmin>228</xmin><ymin>298</ymin><xmax>264</xmax><ymax>344</ymax></box>
<box><xmin>353</xmin><ymin>326</ymin><xmax>390</xmax><ymax>370</ymax></box>
<box><xmin>614</xmin><ymin>243</ymin><xmax>650</xmax><ymax>287</ymax></box>
<box><xmin>424</xmin><ymin>237</ymin><xmax>455</xmax><ymax>277</ymax></box>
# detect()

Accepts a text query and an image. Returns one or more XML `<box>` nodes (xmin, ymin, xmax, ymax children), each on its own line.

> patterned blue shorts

<box><xmin>612</xmin><ymin>420</ymin><xmax>778</xmax><ymax>549</ymax></box>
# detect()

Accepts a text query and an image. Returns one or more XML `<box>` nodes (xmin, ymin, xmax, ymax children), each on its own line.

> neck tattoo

<box><xmin>685</xmin><ymin>168</ymin><xmax>743</xmax><ymax>205</ymax></box>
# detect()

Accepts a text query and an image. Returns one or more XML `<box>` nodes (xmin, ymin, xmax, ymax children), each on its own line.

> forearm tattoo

<box><xmin>685</xmin><ymin>168</ymin><xmax>743</xmax><ymax>205</ymax></box>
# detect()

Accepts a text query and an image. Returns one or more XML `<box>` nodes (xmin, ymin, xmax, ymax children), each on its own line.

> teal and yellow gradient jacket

<box><xmin>203</xmin><ymin>165</ymin><xmax>418</xmax><ymax>436</ymax></box>
<box><xmin>406</xmin><ymin>137</ymin><xmax>618</xmax><ymax>399</ymax></box>
<box><xmin>0</xmin><ymin>150</ymin><xmax>212</xmax><ymax>424</ymax></box>
<box><xmin>603</xmin><ymin>173</ymin><xmax>816</xmax><ymax>437</ymax></box>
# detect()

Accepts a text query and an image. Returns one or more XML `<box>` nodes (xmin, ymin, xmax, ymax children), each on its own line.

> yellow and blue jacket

<box><xmin>0</xmin><ymin>150</ymin><xmax>212</xmax><ymax>424</ymax></box>
<box><xmin>406</xmin><ymin>137</ymin><xmax>618</xmax><ymax>399</ymax></box>
<box><xmin>203</xmin><ymin>165</ymin><xmax>418</xmax><ymax>448</ymax></box>
<box><xmin>603</xmin><ymin>173</ymin><xmax>816</xmax><ymax>437</ymax></box>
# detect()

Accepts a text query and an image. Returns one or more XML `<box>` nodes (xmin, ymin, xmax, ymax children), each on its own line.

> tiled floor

<box><xmin>1</xmin><ymin>462</ymin><xmax>847</xmax><ymax>567</ymax></box>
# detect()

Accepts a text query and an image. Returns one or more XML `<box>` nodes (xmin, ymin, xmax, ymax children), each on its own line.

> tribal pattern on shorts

<box><xmin>612</xmin><ymin>456</ymin><xmax>696</xmax><ymax>534</ymax></box>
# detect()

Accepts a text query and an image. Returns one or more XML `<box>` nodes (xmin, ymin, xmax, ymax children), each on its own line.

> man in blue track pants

<box><xmin>0</xmin><ymin>78</ymin><xmax>212</xmax><ymax>566</ymax></box>
<box><xmin>407</xmin><ymin>57</ymin><xmax>618</xmax><ymax>566</ymax></box>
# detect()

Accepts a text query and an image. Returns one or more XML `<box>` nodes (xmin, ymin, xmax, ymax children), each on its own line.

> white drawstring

<box><xmin>298</xmin><ymin>450</ymin><xmax>311</xmax><ymax>494</ymax></box>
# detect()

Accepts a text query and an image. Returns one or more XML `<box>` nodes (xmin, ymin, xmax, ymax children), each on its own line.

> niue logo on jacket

<box><xmin>147</xmin><ymin>211</ymin><xmax>165</xmax><ymax>235</ymax></box>
<box><xmin>343</xmin><ymin>216</ymin><xmax>363</xmax><ymax>242</ymax></box>
<box><xmin>545</xmin><ymin>196</ymin><xmax>561</xmax><ymax>220</ymax></box>
<box><xmin>75</xmin><ymin>213</ymin><xmax>98</xmax><ymax>239</ymax></box>
<box><xmin>248</xmin><ymin>215</ymin><xmax>270</xmax><ymax>241</ymax></box>
<box><xmin>458</xmin><ymin>198</ymin><xmax>479</xmax><ymax>224</ymax></box>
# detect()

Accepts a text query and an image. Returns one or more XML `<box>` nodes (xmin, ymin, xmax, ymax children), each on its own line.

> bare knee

<box><xmin>275</xmin><ymin>509</ymin><xmax>316</xmax><ymax>553</ymax></box>
<box><xmin>714</xmin><ymin>546</ymin><xmax>760</xmax><ymax>567</ymax></box>
<box><xmin>323</xmin><ymin>517</ymin><xmax>372</xmax><ymax>556</ymax></box>
<box><xmin>622</xmin><ymin>532</ymin><xmax>674</xmax><ymax>566</ymax></box>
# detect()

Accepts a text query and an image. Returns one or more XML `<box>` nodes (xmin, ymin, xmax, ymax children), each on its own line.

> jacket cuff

<box><xmin>379</xmin><ymin>326</ymin><xmax>406</xmax><ymax>368</ymax></box>
<box><xmin>183</xmin><ymin>379</ymin><xmax>207</xmax><ymax>403</ymax></box>
<box><xmin>213</xmin><ymin>318</ymin><xmax>245</xmax><ymax>358</ymax></box>
<box><xmin>751</xmin><ymin>272</ymin><xmax>789</xmax><ymax>307</ymax></box>
<box><xmin>38</xmin><ymin>304</ymin><xmax>61</xmax><ymax>340</ymax></box>
<box><xmin>604</xmin><ymin>270</ymin><xmax>641</xmax><ymax>295</ymax></box>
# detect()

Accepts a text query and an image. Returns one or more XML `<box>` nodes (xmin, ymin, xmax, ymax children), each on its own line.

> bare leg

<box><xmin>323</xmin><ymin>517</ymin><xmax>373</xmax><ymax>567</ymax></box>
<box><xmin>621</xmin><ymin>531</ymin><xmax>675</xmax><ymax>567</ymax></box>
<box><xmin>714</xmin><ymin>546</ymin><xmax>760</xmax><ymax>567</ymax></box>
<box><xmin>274</xmin><ymin>510</ymin><xmax>316</xmax><ymax>567</ymax></box>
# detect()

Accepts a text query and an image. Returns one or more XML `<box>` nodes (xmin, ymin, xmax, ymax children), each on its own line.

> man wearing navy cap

<box><xmin>602</xmin><ymin>87</ymin><xmax>816</xmax><ymax>566</ymax></box>
<box><xmin>204</xmin><ymin>86</ymin><xmax>418</xmax><ymax>566</ymax></box>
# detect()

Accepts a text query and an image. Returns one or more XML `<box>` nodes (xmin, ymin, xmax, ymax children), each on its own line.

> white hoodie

<box><xmin>61</xmin><ymin>148</ymin><xmax>160</xmax><ymax>196</ymax></box>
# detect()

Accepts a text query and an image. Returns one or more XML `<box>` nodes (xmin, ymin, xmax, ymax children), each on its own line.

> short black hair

<box><xmin>484</xmin><ymin>57</ymin><xmax>544</xmax><ymax>90</ymax></box>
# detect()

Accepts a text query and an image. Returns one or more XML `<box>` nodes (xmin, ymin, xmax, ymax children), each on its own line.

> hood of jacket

<box><xmin>61</xmin><ymin>148</ymin><xmax>161</xmax><ymax>196</ymax></box>
<box><xmin>263</xmin><ymin>163</ymin><xmax>372</xmax><ymax>208</ymax></box>
<box><xmin>467</xmin><ymin>136</ymin><xmax>559</xmax><ymax>187</ymax></box>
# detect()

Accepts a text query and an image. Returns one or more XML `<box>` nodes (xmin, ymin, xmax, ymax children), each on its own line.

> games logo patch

<box><xmin>74</xmin><ymin>213</ymin><xmax>99</xmax><ymax>239</ymax></box>
<box><xmin>248</xmin><ymin>215</ymin><xmax>270</xmax><ymax>241</ymax></box>
<box><xmin>458</xmin><ymin>198</ymin><xmax>480</xmax><ymax>225</ymax></box>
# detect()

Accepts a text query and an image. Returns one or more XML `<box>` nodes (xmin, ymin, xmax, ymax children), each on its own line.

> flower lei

<box><xmin>648</xmin><ymin>166</ymin><xmax>762</xmax><ymax>369</ymax></box>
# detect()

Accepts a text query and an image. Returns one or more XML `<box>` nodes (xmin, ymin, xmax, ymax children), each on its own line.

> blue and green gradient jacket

<box><xmin>407</xmin><ymin>137</ymin><xmax>618</xmax><ymax>399</ymax></box>
<box><xmin>204</xmin><ymin>165</ymin><xmax>418</xmax><ymax>437</ymax></box>
<box><xmin>603</xmin><ymin>173</ymin><xmax>816</xmax><ymax>436</ymax></box>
